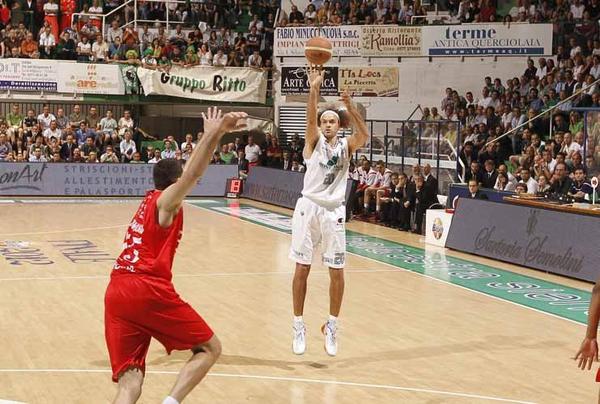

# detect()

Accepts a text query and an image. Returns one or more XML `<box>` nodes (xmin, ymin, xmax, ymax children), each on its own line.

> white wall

<box><xmin>274</xmin><ymin>56</ymin><xmax>533</xmax><ymax>122</ymax></box>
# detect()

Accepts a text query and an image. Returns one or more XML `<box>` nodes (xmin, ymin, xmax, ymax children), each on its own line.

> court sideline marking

<box><xmin>188</xmin><ymin>200</ymin><xmax>591</xmax><ymax>325</ymax></box>
<box><xmin>0</xmin><ymin>269</ymin><xmax>399</xmax><ymax>282</ymax></box>
<box><xmin>0</xmin><ymin>368</ymin><xmax>537</xmax><ymax>403</ymax></box>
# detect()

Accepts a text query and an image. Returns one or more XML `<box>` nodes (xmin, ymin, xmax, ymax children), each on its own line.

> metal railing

<box><xmin>485</xmin><ymin>76</ymin><xmax>600</xmax><ymax>148</ymax></box>
<box><xmin>351</xmin><ymin>119</ymin><xmax>462</xmax><ymax>194</ymax></box>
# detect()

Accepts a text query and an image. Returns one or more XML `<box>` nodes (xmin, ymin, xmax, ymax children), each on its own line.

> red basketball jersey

<box><xmin>112</xmin><ymin>190</ymin><xmax>183</xmax><ymax>281</ymax></box>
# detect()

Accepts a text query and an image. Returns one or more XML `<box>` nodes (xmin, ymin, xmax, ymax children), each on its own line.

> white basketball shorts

<box><xmin>289</xmin><ymin>197</ymin><xmax>346</xmax><ymax>269</ymax></box>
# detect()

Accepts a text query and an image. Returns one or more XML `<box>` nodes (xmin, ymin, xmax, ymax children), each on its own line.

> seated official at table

<box><xmin>466</xmin><ymin>179</ymin><xmax>488</xmax><ymax>200</ymax></box>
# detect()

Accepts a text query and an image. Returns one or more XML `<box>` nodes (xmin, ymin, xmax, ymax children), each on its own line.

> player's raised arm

<box><xmin>575</xmin><ymin>278</ymin><xmax>600</xmax><ymax>370</ymax></box>
<box><xmin>304</xmin><ymin>65</ymin><xmax>324</xmax><ymax>158</ymax></box>
<box><xmin>342</xmin><ymin>91</ymin><xmax>369</xmax><ymax>155</ymax></box>
<box><xmin>157</xmin><ymin>107</ymin><xmax>247</xmax><ymax>224</ymax></box>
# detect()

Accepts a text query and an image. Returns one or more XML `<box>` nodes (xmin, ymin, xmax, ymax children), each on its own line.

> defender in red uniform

<box><xmin>105</xmin><ymin>108</ymin><xmax>247</xmax><ymax>404</ymax></box>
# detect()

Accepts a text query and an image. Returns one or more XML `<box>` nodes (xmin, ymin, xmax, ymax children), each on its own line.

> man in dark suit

<box><xmin>481</xmin><ymin>159</ymin><xmax>498</xmax><ymax>189</ymax></box>
<box><xmin>422</xmin><ymin>164</ymin><xmax>439</xmax><ymax>205</ymax></box>
<box><xmin>22</xmin><ymin>0</ymin><xmax>37</xmax><ymax>35</ymax></box>
<box><xmin>464</xmin><ymin>161</ymin><xmax>484</xmax><ymax>186</ymax></box>
<box><xmin>467</xmin><ymin>180</ymin><xmax>489</xmax><ymax>200</ymax></box>
<box><xmin>281</xmin><ymin>150</ymin><xmax>293</xmax><ymax>171</ymax></box>
<box><xmin>549</xmin><ymin>162</ymin><xmax>573</xmax><ymax>196</ymax></box>
<box><xmin>59</xmin><ymin>134</ymin><xmax>78</xmax><ymax>162</ymax></box>
<box><xmin>413</xmin><ymin>175</ymin><xmax>436</xmax><ymax>234</ymax></box>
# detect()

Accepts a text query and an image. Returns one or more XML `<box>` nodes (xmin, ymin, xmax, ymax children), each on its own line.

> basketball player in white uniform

<box><xmin>289</xmin><ymin>66</ymin><xmax>368</xmax><ymax>356</ymax></box>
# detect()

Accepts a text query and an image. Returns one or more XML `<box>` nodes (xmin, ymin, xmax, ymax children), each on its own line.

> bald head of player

<box><xmin>153</xmin><ymin>159</ymin><xmax>183</xmax><ymax>190</ymax></box>
<box><xmin>318</xmin><ymin>109</ymin><xmax>341</xmax><ymax>140</ymax></box>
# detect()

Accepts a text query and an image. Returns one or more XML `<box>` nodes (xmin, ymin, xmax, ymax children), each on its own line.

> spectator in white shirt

<box><xmin>248</xmin><ymin>50</ymin><xmax>263</xmax><ymax>68</ymax></box>
<box><xmin>29</xmin><ymin>147</ymin><xmax>48</xmax><ymax>162</ymax></box>
<box><xmin>148</xmin><ymin>149</ymin><xmax>162</xmax><ymax>163</ymax></box>
<box><xmin>562</xmin><ymin>132</ymin><xmax>582</xmax><ymax>157</ymax></box>
<box><xmin>519</xmin><ymin>168</ymin><xmax>538</xmax><ymax>194</ymax></box>
<box><xmin>91</xmin><ymin>35</ymin><xmax>108</xmax><ymax>62</ymax></box>
<box><xmin>212</xmin><ymin>49</ymin><xmax>228</xmax><ymax>66</ymax></box>
<box><xmin>77</xmin><ymin>36</ymin><xmax>92</xmax><ymax>62</ymax></box>
<box><xmin>180</xmin><ymin>133</ymin><xmax>195</xmax><ymax>151</ymax></box>
<box><xmin>248</xmin><ymin>14</ymin><xmax>264</xmax><ymax>32</ymax></box>
<box><xmin>43</xmin><ymin>120</ymin><xmax>61</xmax><ymax>141</ymax></box>
<box><xmin>590</xmin><ymin>55</ymin><xmax>600</xmax><ymax>80</ymax></box>
<box><xmin>119</xmin><ymin>130</ymin><xmax>137</xmax><ymax>162</ymax></box>
<box><xmin>161</xmin><ymin>140</ymin><xmax>176</xmax><ymax>159</ymax></box>
<box><xmin>99</xmin><ymin>109</ymin><xmax>118</xmax><ymax>139</ymax></box>
<box><xmin>38</xmin><ymin>26</ymin><xmax>55</xmax><ymax>57</ymax></box>
<box><xmin>118</xmin><ymin>110</ymin><xmax>135</xmax><ymax>136</ymax></box>
<box><xmin>37</xmin><ymin>105</ymin><xmax>56</xmax><ymax>130</ymax></box>
<box><xmin>477</xmin><ymin>87</ymin><xmax>492</xmax><ymax>108</ymax></box>
<box><xmin>101</xmin><ymin>144</ymin><xmax>119</xmax><ymax>163</ymax></box>
<box><xmin>107</xmin><ymin>20</ymin><xmax>123</xmax><ymax>45</ymax></box>
<box><xmin>570</xmin><ymin>0</ymin><xmax>585</xmax><ymax>19</ymax></box>
<box><xmin>244</xmin><ymin>135</ymin><xmax>261</xmax><ymax>164</ymax></box>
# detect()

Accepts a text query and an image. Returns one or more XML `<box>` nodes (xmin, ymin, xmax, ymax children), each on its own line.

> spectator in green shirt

<box><xmin>219</xmin><ymin>143</ymin><xmax>236</xmax><ymax>164</ymax></box>
<box><xmin>6</xmin><ymin>103</ymin><xmax>23</xmax><ymax>143</ymax></box>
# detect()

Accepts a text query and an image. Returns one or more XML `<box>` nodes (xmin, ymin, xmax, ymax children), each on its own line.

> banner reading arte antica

<box><xmin>136</xmin><ymin>66</ymin><xmax>268</xmax><ymax>104</ymax></box>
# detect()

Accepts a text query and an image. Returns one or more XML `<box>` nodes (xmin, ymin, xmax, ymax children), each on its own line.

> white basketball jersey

<box><xmin>301</xmin><ymin>134</ymin><xmax>350</xmax><ymax>209</ymax></box>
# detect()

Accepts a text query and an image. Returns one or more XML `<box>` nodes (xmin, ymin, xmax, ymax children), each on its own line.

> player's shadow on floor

<box><xmin>148</xmin><ymin>352</ymin><xmax>328</xmax><ymax>371</ymax></box>
<box><xmin>331</xmin><ymin>334</ymin><xmax>567</xmax><ymax>369</ymax></box>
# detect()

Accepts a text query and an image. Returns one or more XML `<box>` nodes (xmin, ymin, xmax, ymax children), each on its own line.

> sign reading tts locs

<box><xmin>446</xmin><ymin>198</ymin><xmax>600</xmax><ymax>282</ymax></box>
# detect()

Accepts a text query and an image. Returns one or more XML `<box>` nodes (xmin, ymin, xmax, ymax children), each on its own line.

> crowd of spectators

<box><xmin>430</xmin><ymin>48</ymin><xmax>600</xmax><ymax>202</ymax></box>
<box><xmin>0</xmin><ymin>0</ymin><xmax>277</xmax><ymax>69</ymax></box>
<box><xmin>0</xmin><ymin>103</ymin><xmax>310</xmax><ymax>178</ymax></box>
<box><xmin>278</xmin><ymin>0</ymin><xmax>600</xmax><ymax>36</ymax></box>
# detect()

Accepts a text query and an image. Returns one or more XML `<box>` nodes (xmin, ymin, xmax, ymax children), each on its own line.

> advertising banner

<box><xmin>281</xmin><ymin>66</ymin><xmax>398</xmax><ymax>97</ymax></box>
<box><xmin>274</xmin><ymin>26</ymin><xmax>361</xmax><ymax>57</ymax></box>
<box><xmin>360</xmin><ymin>26</ymin><xmax>422</xmax><ymax>57</ymax></box>
<box><xmin>446</xmin><ymin>198</ymin><xmax>600</xmax><ymax>282</ymax></box>
<box><xmin>421</xmin><ymin>23</ymin><xmax>553</xmax><ymax>56</ymax></box>
<box><xmin>243</xmin><ymin>166</ymin><xmax>353</xmax><ymax>209</ymax></box>
<box><xmin>338</xmin><ymin>66</ymin><xmax>399</xmax><ymax>97</ymax></box>
<box><xmin>137</xmin><ymin>66</ymin><xmax>268</xmax><ymax>103</ymax></box>
<box><xmin>57</xmin><ymin>62</ymin><xmax>125</xmax><ymax>94</ymax></box>
<box><xmin>0</xmin><ymin>59</ymin><xmax>58</xmax><ymax>91</ymax></box>
<box><xmin>280</xmin><ymin>66</ymin><xmax>339</xmax><ymax>96</ymax></box>
<box><xmin>0</xmin><ymin>163</ymin><xmax>237</xmax><ymax>197</ymax></box>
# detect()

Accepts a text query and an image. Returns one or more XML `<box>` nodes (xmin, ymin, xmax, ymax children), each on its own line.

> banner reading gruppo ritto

<box><xmin>137</xmin><ymin>66</ymin><xmax>268</xmax><ymax>103</ymax></box>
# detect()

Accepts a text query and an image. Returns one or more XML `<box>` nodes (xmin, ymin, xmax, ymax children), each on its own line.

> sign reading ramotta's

<box><xmin>136</xmin><ymin>66</ymin><xmax>268</xmax><ymax>103</ymax></box>
<box><xmin>446</xmin><ymin>198</ymin><xmax>599</xmax><ymax>282</ymax></box>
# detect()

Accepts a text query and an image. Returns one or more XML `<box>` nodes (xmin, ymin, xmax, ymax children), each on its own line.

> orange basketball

<box><xmin>305</xmin><ymin>36</ymin><xmax>333</xmax><ymax>66</ymax></box>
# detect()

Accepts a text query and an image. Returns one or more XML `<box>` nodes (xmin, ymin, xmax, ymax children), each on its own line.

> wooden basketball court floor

<box><xmin>0</xmin><ymin>197</ymin><xmax>596</xmax><ymax>403</ymax></box>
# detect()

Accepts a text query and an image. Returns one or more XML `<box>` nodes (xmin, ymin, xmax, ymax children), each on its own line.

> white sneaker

<box><xmin>292</xmin><ymin>322</ymin><xmax>306</xmax><ymax>355</ymax></box>
<box><xmin>321</xmin><ymin>321</ymin><xmax>337</xmax><ymax>356</ymax></box>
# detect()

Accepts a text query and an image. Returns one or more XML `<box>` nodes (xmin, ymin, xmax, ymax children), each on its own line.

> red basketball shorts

<box><xmin>104</xmin><ymin>274</ymin><xmax>214</xmax><ymax>382</ymax></box>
